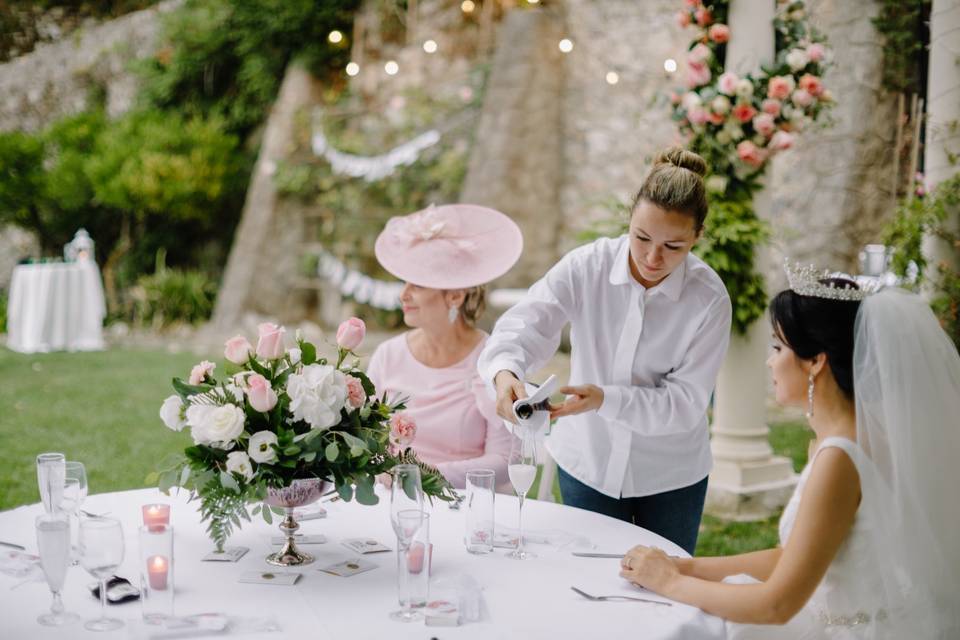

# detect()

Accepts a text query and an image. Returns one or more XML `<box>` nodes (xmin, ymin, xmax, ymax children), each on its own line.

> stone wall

<box><xmin>0</xmin><ymin>0</ymin><xmax>180</xmax><ymax>133</ymax></box>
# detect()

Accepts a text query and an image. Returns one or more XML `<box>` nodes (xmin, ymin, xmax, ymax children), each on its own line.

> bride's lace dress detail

<box><xmin>725</xmin><ymin>437</ymin><xmax>900</xmax><ymax>639</ymax></box>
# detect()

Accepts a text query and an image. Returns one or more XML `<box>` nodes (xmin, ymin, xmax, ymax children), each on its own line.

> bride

<box><xmin>617</xmin><ymin>266</ymin><xmax>960</xmax><ymax>638</ymax></box>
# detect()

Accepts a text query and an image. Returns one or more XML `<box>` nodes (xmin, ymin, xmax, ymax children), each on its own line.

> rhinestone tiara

<box><xmin>784</xmin><ymin>259</ymin><xmax>881</xmax><ymax>301</ymax></box>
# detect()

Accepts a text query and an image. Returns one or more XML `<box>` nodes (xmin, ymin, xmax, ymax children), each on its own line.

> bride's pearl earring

<box><xmin>448</xmin><ymin>306</ymin><xmax>459</xmax><ymax>324</ymax></box>
<box><xmin>806</xmin><ymin>372</ymin><xmax>815</xmax><ymax>419</ymax></box>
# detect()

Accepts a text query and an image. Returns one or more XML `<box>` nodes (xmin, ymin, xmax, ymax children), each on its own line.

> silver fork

<box><xmin>571</xmin><ymin>586</ymin><xmax>672</xmax><ymax>606</ymax></box>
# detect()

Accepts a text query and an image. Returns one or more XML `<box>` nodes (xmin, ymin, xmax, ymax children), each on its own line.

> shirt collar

<box><xmin>608</xmin><ymin>235</ymin><xmax>687</xmax><ymax>302</ymax></box>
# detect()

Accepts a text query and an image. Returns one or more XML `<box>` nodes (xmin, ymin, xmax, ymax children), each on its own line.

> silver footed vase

<box><xmin>263</xmin><ymin>478</ymin><xmax>326</xmax><ymax>566</ymax></box>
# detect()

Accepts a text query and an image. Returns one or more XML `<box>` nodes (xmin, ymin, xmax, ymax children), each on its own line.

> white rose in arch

<box><xmin>188</xmin><ymin>403</ymin><xmax>245</xmax><ymax>447</ymax></box>
<box><xmin>160</xmin><ymin>395</ymin><xmax>187</xmax><ymax>432</ymax></box>
<box><xmin>248</xmin><ymin>431</ymin><xmax>279</xmax><ymax>464</ymax></box>
<box><xmin>225</xmin><ymin>451</ymin><xmax>255</xmax><ymax>481</ymax></box>
<box><xmin>286</xmin><ymin>364</ymin><xmax>348</xmax><ymax>430</ymax></box>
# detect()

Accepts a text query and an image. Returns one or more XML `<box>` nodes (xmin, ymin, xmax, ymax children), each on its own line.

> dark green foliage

<box><xmin>871</xmin><ymin>0</ymin><xmax>930</xmax><ymax>95</ymax></box>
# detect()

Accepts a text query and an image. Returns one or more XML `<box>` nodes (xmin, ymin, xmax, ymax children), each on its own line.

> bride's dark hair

<box><xmin>769</xmin><ymin>278</ymin><xmax>861</xmax><ymax>398</ymax></box>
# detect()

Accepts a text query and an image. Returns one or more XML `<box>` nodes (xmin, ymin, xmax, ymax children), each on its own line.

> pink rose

<box><xmin>798</xmin><ymin>73</ymin><xmax>823</xmax><ymax>97</ymax></box>
<box><xmin>676</xmin><ymin>11</ymin><xmax>691</xmax><ymax>28</ymax></box>
<box><xmin>345</xmin><ymin>375</ymin><xmax>366</xmax><ymax>410</ymax></box>
<box><xmin>688</xmin><ymin>43</ymin><xmax>712</xmax><ymax>64</ymax></box>
<box><xmin>752</xmin><ymin>113</ymin><xmax>776</xmax><ymax>137</ymax></box>
<box><xmin>736</xmin><ymin>140</ymin><xmax>766</xmax><ymax>167</ymax></box>
<box><xmin>686</xmin><ymin>61</ymin><xmax>711</xmax><ymax>88</ymax></box>
<box><xmin>688</xmin><ymin>106</ymin><xmax>710</xmax><ymax>125</ymax></box>
<box><xmin>669</xmin><ymin>91</ymin><xmax>682</xmax><ymax>105</ymax></box>
<box><xmin>336</xmin><ymin>317</ymin><xmax>366</xmax><ymax>351</ymax></box>
<box><xmin>761</xmin><ymin>98</ymin><xmax>782</xmax><ymax>116</ymax></box>
<box><xmin>708</xmin><ymin>111</ymin><xmax>725</xmax><ymax>125</ymax></box>
<box><xmin>769</xmin><ymin>130</ymin><xmax>795</xmax><ymax>151</ymax></box>
<box><xmin>718</xmin><ymin>71</ymin><xmax>739</xmax><ymax>96</ymax></box>
<box><xmin>224</xmin><ymin>335</ymin><xmax>254</xmax><ymax>365</ymax></box>
<box><xmin>791</xmin><ymin>89</ymin><xmax>814</xmax><ymax>107</ymax></box>
<box><xmin>732</xmin><ymin>102</ymin><xmax>757</xmax><ymax>123</ymax></box>
<box><xmin>256</xmin><ymin>323</ymin><xmax>286</xmax><ymax>360</ymax></box>
<box><xmin>806</xmin><ymin>43</ymin><xmax>825</xmax><ymax>63</ymax></box>
<box><xmin>708</xmin><ymin>24</ymin><xmax>730</xmax><ymax>43</ymax></box>
<box><xmin>389</xmin><ymin>412</ymin><xmax>417</xmax><ymax>448</ymax></box>
<box><xmin>683</xmin><ymin>0</ymin><xmax>700</xmax><ymax>7</ymax></box>
<box><xmin>247</xmin><ymin>373</ymin><xmax>278</xmax><ymax>413</ymax></box>
<box><xmin>767</xmin><ymin>75</ymin><xmax>795</xmax><ymax>100</ymax></box>
<box><xmin>189</xmin><ymin>360</ymin><xmax>216</xmax><ymax>385</ymax></box>
<box><xmin>695</xmin><ymin>7</ymin><xmax>712</xmax><ymax>26</ymax></box>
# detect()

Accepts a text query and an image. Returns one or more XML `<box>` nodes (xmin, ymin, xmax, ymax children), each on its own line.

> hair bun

<box><xmin>654</xmin><ymin>146</ymin><xmax>707</xmax><ymax>177</ymax></box>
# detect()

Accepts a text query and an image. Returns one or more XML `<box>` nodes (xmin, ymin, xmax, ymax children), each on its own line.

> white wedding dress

<box><xmin>724</xmin><ymin>289</ymin><xmax>960</xmax><ymax>639</ymax></box>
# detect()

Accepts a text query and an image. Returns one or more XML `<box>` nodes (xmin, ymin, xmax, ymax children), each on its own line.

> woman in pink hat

<box><xmin>366</xmin><ymin>204</ymin><xmax>523</xmax><ymax>490</ymax></box>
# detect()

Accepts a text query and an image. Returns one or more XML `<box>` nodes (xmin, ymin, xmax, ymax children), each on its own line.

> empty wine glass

<box><xmin>36</xmin><ymin>453</ymin><xmax>65</xmax><ymax>514</ymax></box>
<box><xmin>79</xmin><ymin>517</ymin><xmax>125</xmax><ymax>632</ymax></box>
<box><xmin>506</xmin><ymin>432</ymin><xmax>538</xmax><ymax>559</ymax></box>
<box><xmin>389</xmin><ymin>464</ymin><xmax>424</xmax><ymax>623</ymax></box>
<box><xmin>35</xmin><ymin>512</ymin><xmax>79</xmax><ymax>626</ymax></box>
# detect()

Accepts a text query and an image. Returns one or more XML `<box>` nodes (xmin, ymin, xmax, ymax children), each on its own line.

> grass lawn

<box><xmin>0</xmin><ymin>347</ymin><xmax>813</xmax><ymax>557</ymax></box>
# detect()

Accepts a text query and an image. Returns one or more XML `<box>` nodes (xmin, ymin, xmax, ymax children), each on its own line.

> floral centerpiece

<box><xmin>153</xmin><ymin>318</ymin><xmax>456</xmax><ymax>558</ymax></box>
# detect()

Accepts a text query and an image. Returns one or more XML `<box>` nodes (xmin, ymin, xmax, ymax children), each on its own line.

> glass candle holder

<box><xmin>141</xmin><ymin>504</ymin><xmax>170</xmax><ymax>532</ymax></box>
<box><xmin>138</xmin><ymin>524</ymin><xmax>173</xmax><ymax>623</ymax></box>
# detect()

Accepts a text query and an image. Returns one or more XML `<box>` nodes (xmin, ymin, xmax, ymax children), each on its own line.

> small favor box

<box><xmin>424</xmin><ymin>599</ymin><xmax>460</xmax><ymax>627</ymax></box>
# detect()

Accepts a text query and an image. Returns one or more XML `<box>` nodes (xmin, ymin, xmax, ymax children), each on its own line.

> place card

<box><xmin>202</xmin><ymin>547</ymin><xmax>249</xmax><ymax>562</ymax></box>
<box><xmin>271</xmin><ymin>534</ymin><xmax>327</xmax><ymax>545</ymax></box>
<box><xmin>319</xmin><ymin>558</ymin><xmax>377</xmax><ymax>577</ymax></box>
<box><xmin>238</xmin><ymin>571</ymin><xmax>301</xmax><ymax>586</ymax></box>
<box><xmin>341</xmin><ymin>538</ymin><xmax>390</xmax><ymax>554</ymax></box>
<box><xmin>292</xmin><ymin>504</ymin><xmax>327</xmax><ymax>521</ymax></box>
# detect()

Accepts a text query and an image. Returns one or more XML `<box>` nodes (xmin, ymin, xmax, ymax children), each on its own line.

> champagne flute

<box><xmin>506</xmin><ymin>432</ymin><xmax>538</xmax><ymax>559</ymax></box>
<box><xmin>63</xmin><ymin>461</ymin><xmax>87</xmax><ymax>564</ymax></box>
<box><xmin>389</xmin><ymin>464</ymin><xmax>424</xmax><ymax>623</ymax></box>
<box><xmin>36</xmin><ymin>452</ymin><xmax>65</xmax><ymax>514</ymax></box>
<box><xmin>35</xmin><ymin>512</ymin><xmax>80</xmax><ymax>626</ymax></box>
<box><xmin>65</xmin><ymin>461</ymin><xmax>88</xmax><ymax>507</ymax></box>
<box><xmin>79</xmin><ymin>517</ymin><xmax>125</xmax><ymax>632</ymax></box>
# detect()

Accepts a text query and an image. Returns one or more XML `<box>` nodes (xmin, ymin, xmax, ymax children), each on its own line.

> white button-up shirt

<box><xmin>478</xmin><ymin>235</ymin><xmax>732</xmax><ymax>498</ymax></box>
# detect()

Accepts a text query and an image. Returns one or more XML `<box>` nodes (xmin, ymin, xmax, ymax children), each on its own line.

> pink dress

<box><xmin>366</xmin><ymin>333</ymin><xmax>516</xmax><ymax>490</ymax></box>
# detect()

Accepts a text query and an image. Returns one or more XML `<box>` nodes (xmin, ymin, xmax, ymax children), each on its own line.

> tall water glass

<box><xmin>79</xmin><ymin>517</ymin><xmax>125</xmax><ymax>632</ymax></box>
<box><xmin>465</xmin><ymin>469</ymin><xmax>495</xmax><ymax>554</ymax></box>
<box><xmin>389</xmin><ymin>464</ymin><xmax>424</xmax><ymax>623</ymax></box>
<box><xmin>35</xmin><ymin>512</ymin><xmax>79</xmax><ymax>626</ymax></box>
<box><xmin>139</xmin><ymin>524</ymin><xmax>174</xmax><ymax>623</ymax></box>
<box><xmin>63</xmin><ymin>461</ymin><xmax>88</xmax><ymax>562</ymax></box>
<box><xmin>506</xmin><ymin>433</ymin><xmax>538</xmax><ymax>560</ymax></box>
<box><xmin>404</xmin><ymin>513</ymin><xmax>430</xmax><ymax>608</ymax></box>
<box><xmin>36</xmin><ymin>452</ymin><xmax>65</xmax><ymax>514</ymax></box>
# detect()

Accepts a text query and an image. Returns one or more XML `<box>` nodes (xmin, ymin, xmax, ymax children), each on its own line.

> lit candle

<box><xmin>142</xmin><ymin>504</ymin><xmax>170</xmax><ymax>531</ymax></box>
<box><xmin>406</xmin><ymin>542</ymin><xmax>433</xmax><ymax>574</ymax></box>
<box><xmin>147</xmin><ymin>555</ymin><xmax>168</xmax><ymax>590</ymax></box>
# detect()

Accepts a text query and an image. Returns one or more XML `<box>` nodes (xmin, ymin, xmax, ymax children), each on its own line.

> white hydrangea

<box><xmin>286</xmin><ymin>364</ymin><xmax>348</xmax><ymax>430</ymax></box>
<box><xmin>187</xmin><ymin>403</ymin><xmax>245</xmax><ymax>448</ymax></box>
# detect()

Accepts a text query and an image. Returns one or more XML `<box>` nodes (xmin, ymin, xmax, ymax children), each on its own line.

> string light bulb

<box><xmin>423</xmin><ymin>39</ymin><xmax>438</xmax><ymax>53</ymax></box>
<box><xmin>663</xmin><ymin>58</ymin><xmax>678</xmax><ymax>73</ymax></box>
<box><xmin>384</xmin><ymin>60</ymin><xmax>399</xmax><ymax>75</ymax></box>
<box><xmin>328</xmin><ymin>30</ymin><xmax>343</xmax><ymax>44</ymax></box>
<box><xmin>558</xmin><ymin>38</ymin><xmax>573</xmax><ymax>53</ymax></box>
<box><xmin>605</xmin><ymin>71</ymin><xmax>619</xmax><ymax>85</ymax></box>
<box><xmin>346</xmin><ymin>62</ymin><xmax>360</xmax><ymax>76</ymax></box>
<box><xmin>461</xmin><ymin>0</ymin><xmax>476</xmax><ymax>13</ymax></box>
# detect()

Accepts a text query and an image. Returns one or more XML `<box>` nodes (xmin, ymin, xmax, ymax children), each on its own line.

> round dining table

<box><xmin>0</xmin><ymin>487</ymin><xmax>726</xmax><ymax>640</ymax></box>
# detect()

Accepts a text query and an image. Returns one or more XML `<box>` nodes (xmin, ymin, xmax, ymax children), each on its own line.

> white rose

<box><xmin>681</xmin><ymin>91</ymin><xmax>702</xmax><ymax>111</ymax></box>
<box><xmin>287</xmin><ymin>348</ymin><xmax>302</xmax><ymax>365</ymax></box>
<box><xmin>705</xmin><ymin>175</ymin><xmax>728</xmax><ymax>194</ymax></box>
<box><xmin>159</xmin><ymin>395</ymin><xmax>187</xmax><ymax>432</ymax></box>
<box><xmin>735</xmin><ymin>79</ymin><xmax>754</xmax><ymax>97</ymax></box>
<box><xmin>710</xmin><ymin>95</ymin><xmax>731</xmax><ymax>115</ymax></box>
<box><xmin>286</xmin><ymin>364</ymin><xmax>348</xmax><ymax>430</ymax></box>
<box><xmin>225</xmin><ymin>451</ymin><xmax>254</xmax><ymax>481</ymax></box>
<box><xmin>716</xmin><ymin>130</ymin><xmax>732</xmax><ymax>145</ymax></box>
<box><xmin>786</xmin><ymin>48</ymin><xmax>809</xmax><ymax>72</ymax></box>
<box><xmin>188</xmin><ymin>403</ymin><xmax>245</xmax><ymax>447</ymax></box>
<box><xmin>248</xmin><ymin>431</ymin><xmax>279</xmax><ymax>464</ymax></box>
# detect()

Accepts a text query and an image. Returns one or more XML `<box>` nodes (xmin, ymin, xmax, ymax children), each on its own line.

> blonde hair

<box><xmin>632</xmin><ymin>146</ymin><xmax>708</xmax><ymax>231</ymax></box>
<box><xmin>460</xmin><ymin>285</ymin><xmax>487</xmax><ymax>325</ymax></box>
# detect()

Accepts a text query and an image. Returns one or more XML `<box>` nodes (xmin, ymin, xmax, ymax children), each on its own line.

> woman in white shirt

<box><xmin>478</xmin><ymin>147</ymin><xmax>732</xmax><ymax>554</ymax></box>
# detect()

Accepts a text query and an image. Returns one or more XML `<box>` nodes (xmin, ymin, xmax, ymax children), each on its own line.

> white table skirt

<box><xmin>6</xmin><ymin>260</ymin><xmax>106</xmax><ymax>353</ymax></box>
<box><xmin>0</xmin><ymin>488</ymin><xmax>726</xmax><ymax>640</ymax></box>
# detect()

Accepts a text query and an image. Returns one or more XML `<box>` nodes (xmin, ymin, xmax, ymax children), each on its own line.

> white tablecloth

<box><xmin>0</xmin><ymin>488</ymin><xmax>726</xmax><ymax>640</ymax></box>
<box><xmin>6</xmin><ymin>260</ymin><xmax>106</xmax><ymax>353</ymax></box>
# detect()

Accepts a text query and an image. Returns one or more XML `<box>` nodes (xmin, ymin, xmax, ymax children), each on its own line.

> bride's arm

<box><xmin>624</xmin><ymin>448</ymin><xmax>860</xmax><ymax>625</ymax></box>
<box><xmin>675</xmin><ymin>547</ymin><xmax>781</xmax><ymax>582</ymax></box>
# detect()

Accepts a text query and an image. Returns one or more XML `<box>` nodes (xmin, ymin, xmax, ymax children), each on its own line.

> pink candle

<box><xmin>147</xmin><ymin>555</ymin><xmax>168</xmax><ymax>590</ymax></box>
<box><xmin>142</xmin><ymin>504</ymin><xmax>170</xmax><ymax>532</ymax></box>
<box><xmin>406</xmin><ymin>542</ymin><xmax>433</xmax><ymax>574</ymax></box>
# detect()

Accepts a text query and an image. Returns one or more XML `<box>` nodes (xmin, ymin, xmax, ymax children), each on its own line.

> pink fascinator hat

<box><xmin>374</xmin><ymin>204</ymin><xmax>523</xmax><ymax>289</ymax></box>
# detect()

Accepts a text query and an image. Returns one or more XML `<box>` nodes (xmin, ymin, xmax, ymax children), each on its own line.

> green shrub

<box><xmin>0</xmin><ymin>288</ymin><xmax>7</xmax><ymax>334</ymax></box>
<box><xmin>134</xmin><ymin>250</ymin><xmax>217</xmax><ymax>327</ymax></box>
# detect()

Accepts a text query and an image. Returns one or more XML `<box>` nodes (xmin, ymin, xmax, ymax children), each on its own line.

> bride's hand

<box><xmin>619</xmin><ymin>545</ymin><xmax>679</xmax><ymax>594</ymax></box>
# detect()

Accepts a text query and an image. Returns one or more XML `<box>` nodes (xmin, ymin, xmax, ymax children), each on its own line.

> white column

<box><xmin>921</xmin><ymin>0</ymin><xmax>960</xmax><ymax>281</ymax></box>
<box><xmin>706</xmin><ymin>0</ymin><xmax>796</xmax><ymax>521</ymax></box>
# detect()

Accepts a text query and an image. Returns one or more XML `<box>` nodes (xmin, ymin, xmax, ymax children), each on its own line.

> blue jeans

<box><xmin>557</xmin><ymin>467</ymin><xmax>708</xmax><ymax>556</ymax></box>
